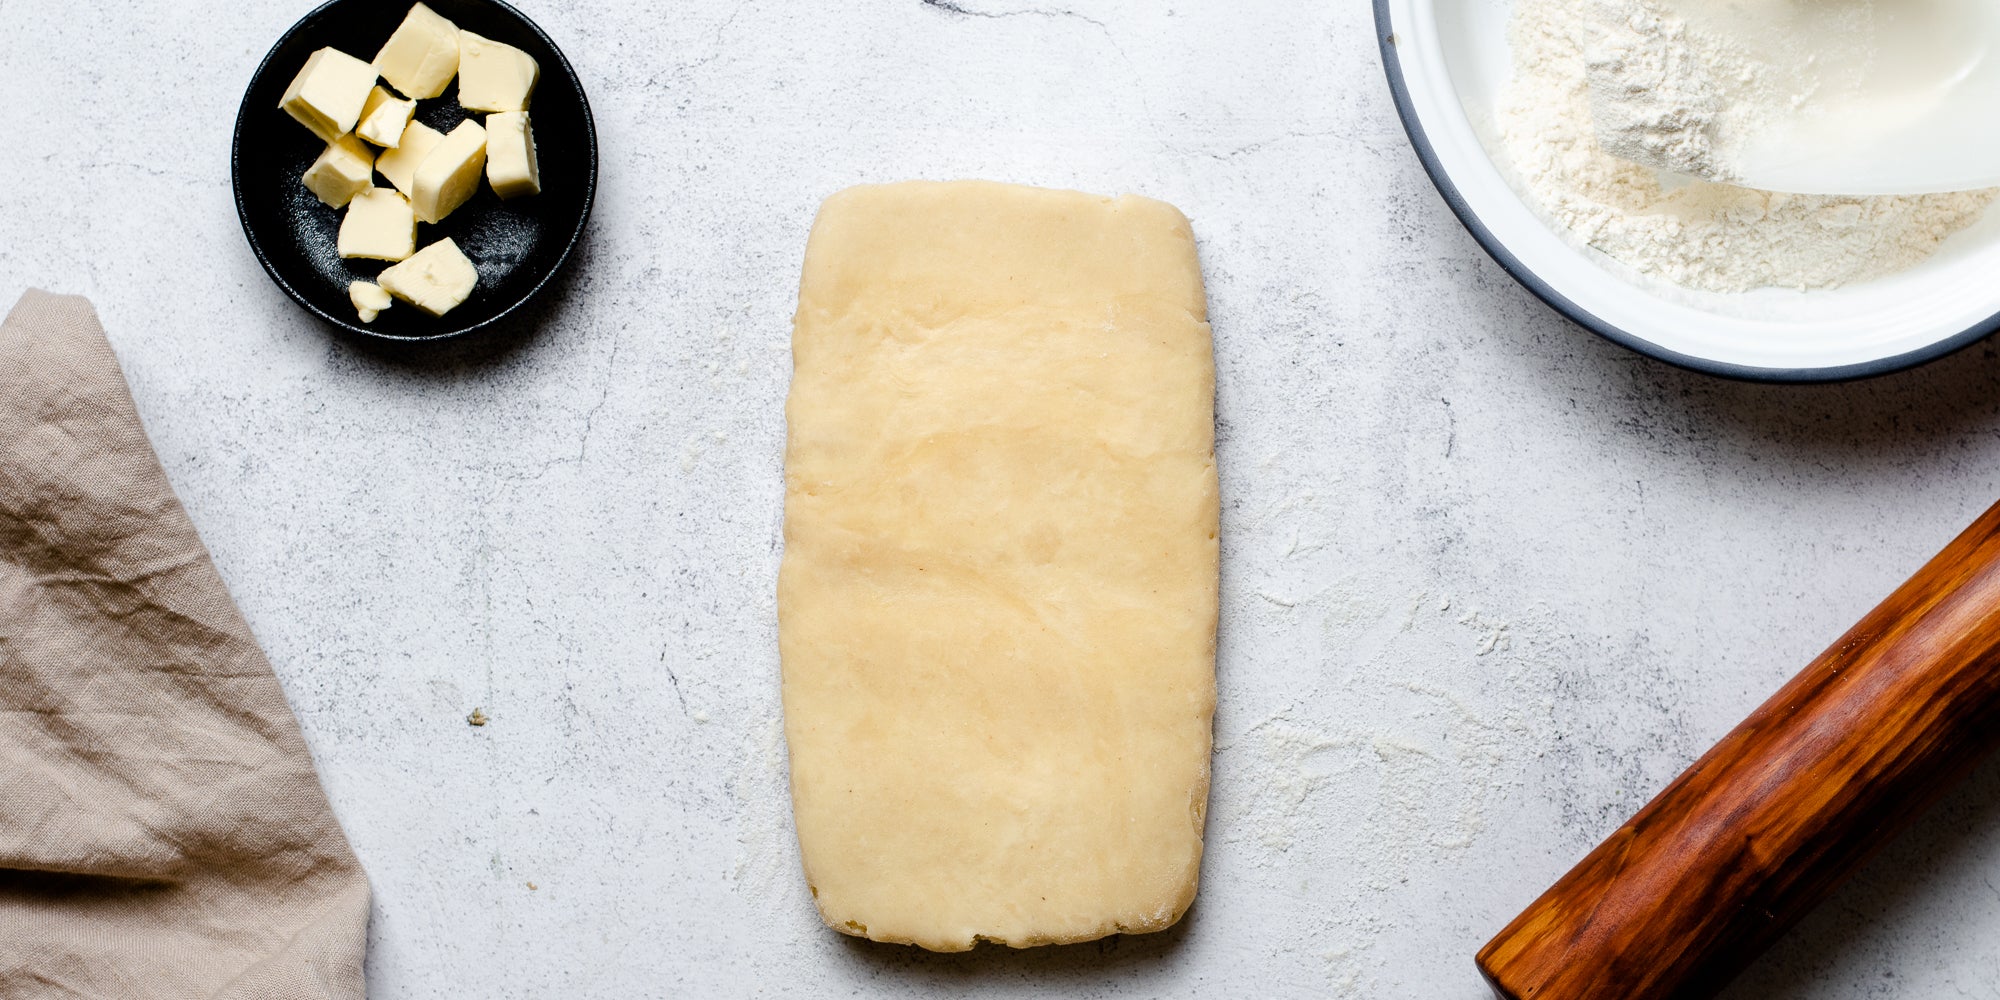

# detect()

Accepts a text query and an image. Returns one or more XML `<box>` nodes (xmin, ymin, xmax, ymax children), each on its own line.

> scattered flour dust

<box><xmin>727</xmin><ymin>713</ymin><xmax>798</xmax><ymax>905</ymax></box>
<box><xmin>1222</xmin><ymin>590</ymin><xmax>1554</xmax><ymax>875</ymax></box>
<box><xmin>1500</xmin><ymin>0</ymin><xmax>1998</xmax><ymax>292</ymax></box>
<box><xmin>1207</xmin><ymin>587</ymin><xmax>1559</xmax><ymax>992</ymax></box>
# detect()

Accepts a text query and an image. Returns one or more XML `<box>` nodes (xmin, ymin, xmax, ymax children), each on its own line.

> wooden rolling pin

<box><xmin>1478</xmin><ymin>500</ymin><xmax>2000</xmax><ymax>999</ymax></box>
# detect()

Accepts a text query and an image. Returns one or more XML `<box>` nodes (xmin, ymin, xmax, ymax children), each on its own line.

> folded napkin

<box><xmin>0</xmin><ymin>291</ymin><xmax>369</xmax><ymax>998</ymax></box>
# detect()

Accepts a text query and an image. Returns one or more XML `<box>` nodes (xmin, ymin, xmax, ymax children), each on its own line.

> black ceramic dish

<box><xmin>233</xmin><ymin>0</ymin><xmax>595</xmax><ymax>341</ymax></box>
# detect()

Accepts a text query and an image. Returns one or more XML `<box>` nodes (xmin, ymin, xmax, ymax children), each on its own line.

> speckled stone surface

<box><xmin>7</xmin><ymin>1</ymin><xmax>2000</xmax><ymax>997</ymax></box>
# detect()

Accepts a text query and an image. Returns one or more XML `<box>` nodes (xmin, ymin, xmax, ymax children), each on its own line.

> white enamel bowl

<box><xmin>1373</xmin><ymin>0</ymin><xmax>2000</xmax><ymax>381</ymax></box>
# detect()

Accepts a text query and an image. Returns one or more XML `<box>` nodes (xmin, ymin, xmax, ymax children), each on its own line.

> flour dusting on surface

<box><xmin>727</xmin><ymin>714</ymin><xmax>797</xmax><ymax>904</ymax></box>
<box><xmin>1212</xmin><ymin>589</ymin><xmax>1561</xmax><ymax>990</ymax></box>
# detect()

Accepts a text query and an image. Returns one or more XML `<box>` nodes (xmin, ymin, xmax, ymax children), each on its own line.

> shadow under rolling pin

<box><xmin>1477</xmin><ymin>501</ymin><xmax>2000</xmax><ymax>999</ymax></box>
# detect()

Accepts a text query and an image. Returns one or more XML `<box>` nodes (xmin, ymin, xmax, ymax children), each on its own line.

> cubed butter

<box><xmin>456</xmin><ymin>31</ymin><xmax>538</xmax><ymax>113</ymax></box>
<box><xmin>377</xmin><ymin>238</ymin><xmax>478</xmax><ymax>317</ymax></box>
<box><xmin>355</xmin><ymin>86</ymin><xmax>416</xmax><ymax>147</ymax></box>
<box><xmin>349</xmin><ymin>280</ymin><xmax>392</xmax><ymax>323</ymax></box>
<box><xmin>484</xmin><ymin>111</ymin><xmax>540</xmax><ymax>200</ymax></box>
<box><xmin>278</xmin><ymin>47</ymin><xmax>378</xmax><ymax>142</ymax></box>
<box><xmin>338</xmin><ymin>187</ymin><xmax>417</xmax><ymax>261</ymax></box>
<box><xmin>411</xmin><ymin>119</ymin><xmax>486</xmax><ymax>223</ymax></box>
<box><xmin>375</xmin><ymin>119</ymin><xmax>443</xmax><ymax>197</ymax></box>
<box><xmin>301</xmin><ymin>133</ymin><xmax>376</xmax><ymax>209</ymax></box>
<box><xmin>374</xmin><ymin>2</ymin><xmax>460</xmax><ymax>100</ymax></box>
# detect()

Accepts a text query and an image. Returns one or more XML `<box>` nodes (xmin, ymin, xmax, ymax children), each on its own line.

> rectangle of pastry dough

<box><xmin>779</xmin><ymin>180</ymin><xmax>1219</xmax><ymax>951</ymax></box>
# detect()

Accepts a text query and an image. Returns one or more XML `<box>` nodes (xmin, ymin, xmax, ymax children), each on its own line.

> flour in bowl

<box><xmin>1499</xmin><ymin>0</ymin><xmax>1997</xmax><ymax>293</ymax></box>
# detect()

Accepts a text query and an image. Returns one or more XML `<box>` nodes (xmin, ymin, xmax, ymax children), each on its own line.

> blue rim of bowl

<box><xmin>231</xmin><ymin>0</ymin><xmax>598</xmax><ymax>343</ymax></box>
<box><xmin>1372</xmin><ymin>0</ymin><xmax>2000</xmax><ymax>384</ymax></box>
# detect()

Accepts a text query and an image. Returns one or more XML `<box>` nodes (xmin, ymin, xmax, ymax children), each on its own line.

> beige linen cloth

<box><xmin>0</xmin><ymin>291</ymin><xmax>369</xmax><ymax>998</ymax></box>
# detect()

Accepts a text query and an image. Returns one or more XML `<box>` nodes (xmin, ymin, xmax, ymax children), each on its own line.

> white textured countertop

<box><xmin>7</xmin><ymin>1</ymin><xmax>2000</xmax><ymax>996</ymax></box>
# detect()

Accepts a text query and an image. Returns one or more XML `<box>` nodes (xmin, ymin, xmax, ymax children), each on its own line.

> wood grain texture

<box><xmin>1478</xmin><ymin>500</ymin><xmax>2000</xmax><ymax>1000</ymax></box>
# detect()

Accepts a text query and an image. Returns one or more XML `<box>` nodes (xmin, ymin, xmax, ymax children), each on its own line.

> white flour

<box><xmin>1581</xmin><ymin>0</ymin><xmax>1757</xmax><ymax>181</ymax></box>
<box><xmin>1501</xmin><ymin>0</ymin><xmax>1997</xmax><ymax>293</ymax></box>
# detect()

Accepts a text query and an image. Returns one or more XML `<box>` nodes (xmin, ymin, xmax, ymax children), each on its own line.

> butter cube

<box><xmin>349</xmin><ymin>280</ymin><xmax>392</xmax><ymax>323</ymax></box>
<box><xmin>338</xmin><ymin>187</ymin><xmax>416</xmax><ymax>261</ymax></box>
<box><xmin>377</xmin><ymin>238</ymin><xmax>478</xmax><ymax>317</ymax></box>
<box><xmin>278</xmin><ymin>48</ymin><xmax>378</xmax><ymax>142</ymax></box>
<box><xmin>375</xmin><ymin>119</ymin><xmax>443</xmax><ymax>197</ymax></box>
<box><xmin>456</xmin><ymin>31</ymin><xmax>538</xmax><ymax>113</ymax></box>
<box><xmin>374</xmin><ymin>2</ymin><xmax>460</xmax><ymax>100</ymax></box>
<box><xmin>355</xmin><ymin>86</ymin><xmax>416</xmax><ymax>147</ymax></box>
<box><xmin>301</xmin><ymin>133</ymin><xmax>376</xmax><ymax>208</ymax></box>
<box><xmin>484</xmin><ymin>111</ymin><xmax>540</xmax><ymax>200</ymax></box>
<box><xmin>411</xmin><ymin>119</ymin><xmax>486</xmax><ymax>224</ymax></box>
